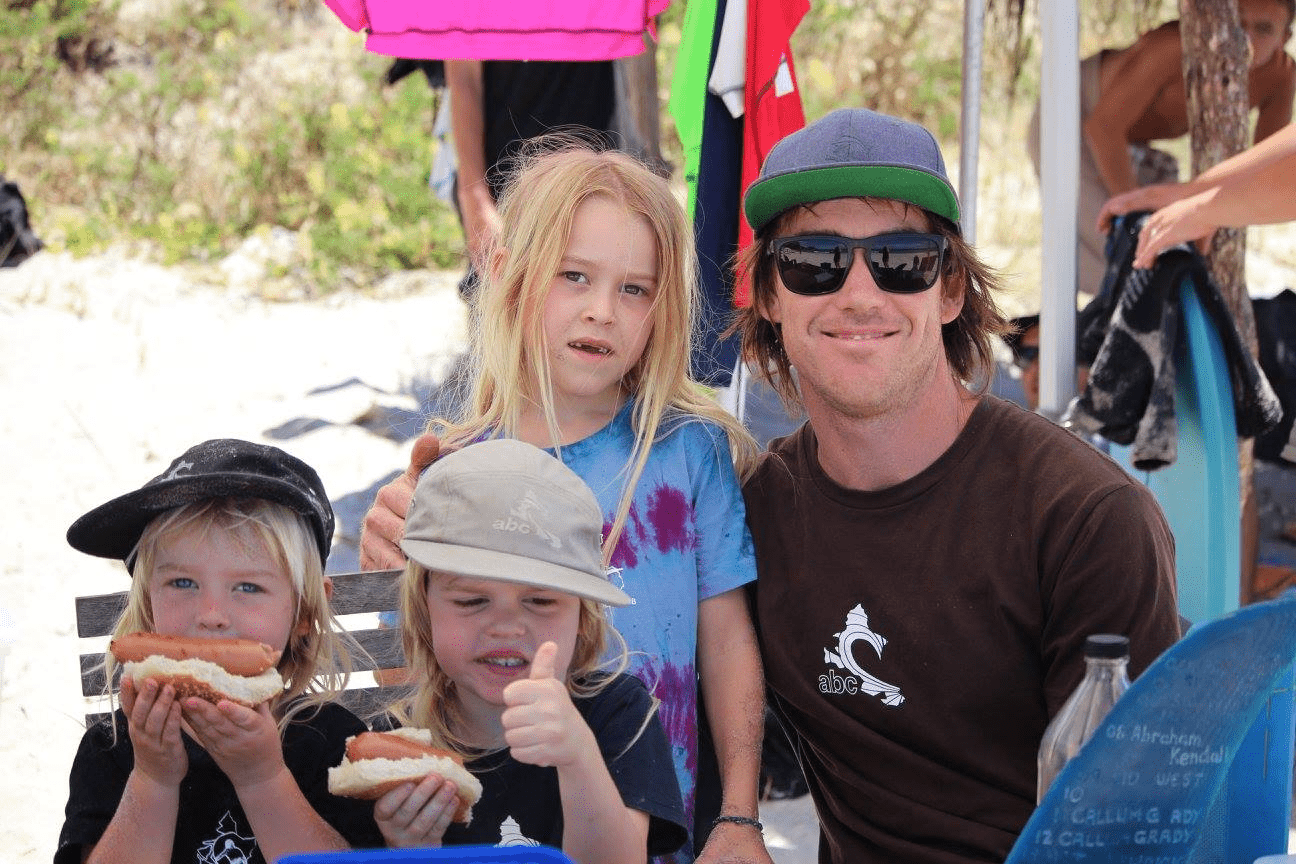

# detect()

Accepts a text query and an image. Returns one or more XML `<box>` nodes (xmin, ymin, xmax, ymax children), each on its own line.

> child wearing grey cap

<box><xmin>377</xmin><ymin>438</ymin><xmax>687</xmax><ymax>861</ymax></box>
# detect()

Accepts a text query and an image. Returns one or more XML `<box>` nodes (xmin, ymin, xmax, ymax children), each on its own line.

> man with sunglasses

<box><xmin>1003</xmin><ymin>314</ymin><xmax>1043</xmax><ymax>409</ymax></box>
<box><xmin>735</xmin><ymin>108</ymin><xmax>1182</xmax><ymax>864</ymax></box>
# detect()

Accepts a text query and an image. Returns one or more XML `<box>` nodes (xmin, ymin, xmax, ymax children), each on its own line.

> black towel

<box><xmin>1061</xmin><ymin>213</ymin><xmax>1282</xmax><ymax>470</ymax></box>
<box><xmin>1253</xmin><ymin>289</ymin><xmax>1296</xmax><ymax>464</ymax></box>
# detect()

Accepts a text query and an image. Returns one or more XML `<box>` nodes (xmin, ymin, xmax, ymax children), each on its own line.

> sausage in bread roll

<box><xmin>109</xmin><ymin>632</ymin><xmax>285</xmax><ymax>707</ymax></box>
<box><xmin>328</xmin><ymin>728</ymin><xmax>483</xmax><ymax>823</ymax></box>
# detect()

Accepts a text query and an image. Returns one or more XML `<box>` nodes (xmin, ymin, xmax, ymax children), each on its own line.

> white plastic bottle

<box><xmin>1037</xmin><ymin>633</ymin><xmax>1131</xmax><ymax>803</ymax></box>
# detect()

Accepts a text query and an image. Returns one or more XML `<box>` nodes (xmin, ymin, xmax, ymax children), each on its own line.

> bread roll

<box><xmin>328</xmin><ymin>728</ymin><xmax>483</xmax><ymax>823</ymax></box>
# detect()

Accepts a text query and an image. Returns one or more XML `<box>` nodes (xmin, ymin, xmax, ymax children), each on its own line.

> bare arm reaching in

<box><xmin>1082</xmin><ymin>25</ymin><xmax>1185</xmax><ymax>197</ymax></box>
<box><xmin>445</xmin><ymin>60</ymin><xmax>501</xmax><ymax>270</ymax></box>
<box><xmin>695</xmin><ymin>589</ymin><xmax>773</xmax><ymax>864</ymax></box>
<box><xmin>1098</xmin><ymin>121</ymin><xmax>1296</xmax><ymax>267</ymax></box>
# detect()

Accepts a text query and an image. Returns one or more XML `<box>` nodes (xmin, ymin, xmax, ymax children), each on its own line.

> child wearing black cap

<box><xmin>55</xmin><ymin>439</ymin><xmax>381</xmax><ymax>864</ymax></box>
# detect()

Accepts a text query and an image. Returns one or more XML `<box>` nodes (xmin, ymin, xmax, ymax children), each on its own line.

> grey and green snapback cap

<box><xmin>744</xmin><ymin>107</ymin><xmax>961</xmax><ymax>234</ymax></box>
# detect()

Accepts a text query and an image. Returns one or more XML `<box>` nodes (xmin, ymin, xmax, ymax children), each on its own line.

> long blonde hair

<box><xmin>105</xmin><ymin>497</ymin><xmax>357</xmax><ymax>733</ymax></box>
<box><xmin>388</xmin><ymin>561</ymin><xmax>631</xmax><ymax>756</ymax></box>
<box><xmin>437</xmin><ymin>139</ymin><xmax>759</xmax><ymax>560</ymax></box>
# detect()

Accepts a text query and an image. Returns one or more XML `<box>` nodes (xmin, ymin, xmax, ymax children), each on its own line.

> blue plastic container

<box><xmin>280</xmin><ymin>847</ymin><xmax>575</xmax><ymax>864</ymax></box>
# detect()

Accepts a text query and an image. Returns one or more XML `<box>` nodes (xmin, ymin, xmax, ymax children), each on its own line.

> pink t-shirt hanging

<box><xmin>322</xmin><ymin>0</ymin><xmax>670</xmax><ymax>61</ymax></box>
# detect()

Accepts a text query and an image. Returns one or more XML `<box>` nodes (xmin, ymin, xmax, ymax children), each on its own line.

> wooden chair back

<box><xmin>76</xmin><ymin>569</ymin><xmax>408</xmax><ymax>725</ymax></box>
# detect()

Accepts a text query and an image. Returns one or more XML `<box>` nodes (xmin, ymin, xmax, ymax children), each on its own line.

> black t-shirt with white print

<box><xmin>55</xmin><ymin>701</ymin><xmax>382</xmax><ymax>864</ymax></box>
<box><xmin>380</xmin><ymin>672</ymin><xmax>688</xmax><ymax>857</ymax></box>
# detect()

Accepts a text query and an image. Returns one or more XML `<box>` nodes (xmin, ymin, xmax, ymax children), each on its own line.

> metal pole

<box><xmin>959</xmin><ymin>0</ymin><xmax>985</xmax><ymax>245</ymax></box>
<box><xmin>1038</xmin><ymin>3</ymin><xmax>1080</xmax><ymax>420</ymax></box>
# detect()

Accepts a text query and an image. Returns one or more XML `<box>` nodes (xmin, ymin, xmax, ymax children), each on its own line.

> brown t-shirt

<box><xmin>744</xmin><ymin>396</ymin><xmax>1181</xmax><ymax>864</ymax></box>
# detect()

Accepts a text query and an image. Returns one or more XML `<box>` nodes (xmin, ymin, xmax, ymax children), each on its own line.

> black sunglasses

<box><xmin>1012</xmin><ymin>344</ymin><xmax>1040</xmax><ymax>370</ymax></box>
<box><xmin>769</xmin><ymin>232</ymin><xmax>950</xmax><ymax>296</ymax></box>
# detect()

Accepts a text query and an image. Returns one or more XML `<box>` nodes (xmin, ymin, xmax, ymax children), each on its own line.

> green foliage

<box><xmin>1</xmin><ymin>0</ymin><xmax>460</xmax><ymax>290</ymax></box>
<box><xmin>791</xmin><ymin>0</ymin><xmax>967</xmax><ymax>134</ymax></box>
<box><xmin>1</xmin><ymin>0</ymin><xmax>113</xmax><ymax>150</ymax></box>
<box><xmin>304</xmin><ymin>85</ymin><xmax>461</xmax><ymax>277</ymax></box>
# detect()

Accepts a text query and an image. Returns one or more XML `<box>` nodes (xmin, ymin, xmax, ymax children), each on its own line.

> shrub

<box><xmin>1</xmin><ymin>0</ymin><xmax>461</xmax><ymax>290</ymax></box>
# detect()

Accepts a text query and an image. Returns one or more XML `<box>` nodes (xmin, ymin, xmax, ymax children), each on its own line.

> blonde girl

<box><xmin>363</xmin><ymin>140</ymin><xmax>772</xmax><ymax>864</ymax></box>
<box><xmin>56</xmin><ymin>439</ymin><xmax>380</xmax><ymax>864</ymax></box>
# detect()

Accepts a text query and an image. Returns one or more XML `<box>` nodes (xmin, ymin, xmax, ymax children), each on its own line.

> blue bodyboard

<box><xmin>1111</xmin><ymin>281</ymin><xmax>1240</xmax><ymax>625</ymax></box>
<box><xmin>1006</xmin><ymin>591</ymin><xmax>1296</xmax><ymax>863</ymax></box>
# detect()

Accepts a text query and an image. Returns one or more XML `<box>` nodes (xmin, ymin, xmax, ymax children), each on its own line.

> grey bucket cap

<box><xmin>401</xmin><ymin>439</ymin><xmax>632</xmax><ymax>607</ymax></box>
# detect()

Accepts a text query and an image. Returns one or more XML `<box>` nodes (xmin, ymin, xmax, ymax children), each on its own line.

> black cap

<box><xmin>1084</xmin><ymin>634</ymin><xmax>1130</xmax><ymax>659</ymax></box>
<box><xmin>1002</xmin><ymin>314</ymin><xmax>1040</xmax><ymax>355</ymax></box>
<box><xmin>67</xmin><ymin>439</ymin><xmax>334</xmax><ymax>568</ymax></box>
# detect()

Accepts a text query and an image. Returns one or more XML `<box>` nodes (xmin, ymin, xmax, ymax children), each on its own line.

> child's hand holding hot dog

<box><xmin>373</xmin><ymin>772</ymin><xmax>462</xmax><ymax>848</ymax></box>
<box><xmin>181</xmin><ymin>697</ymin><xmax>286</xmax><ymax>790</ymax></box>
<box><xmin>119</xmin><ymin>676</ymin><xmax>188</xmax><ymax>788</ymax></box>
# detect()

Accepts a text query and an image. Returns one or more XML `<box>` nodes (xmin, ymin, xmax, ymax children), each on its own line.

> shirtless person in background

<box><xmin>1030</xmin><ymin>0</ymin><xmax>1295</xmax><ymax>297</ymax></box>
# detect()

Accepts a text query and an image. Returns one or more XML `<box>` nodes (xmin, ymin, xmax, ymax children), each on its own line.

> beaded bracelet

<box><xmin>712</xmin><ymin>815</ymin><xmax>764</xmax><ymax>832</ymax></box>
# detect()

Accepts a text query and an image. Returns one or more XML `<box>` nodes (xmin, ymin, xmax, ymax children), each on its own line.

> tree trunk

<box><xmin>1179</xmin><ymin>0</ymin><xmax>1261</xmax><ymax>603</ymax></box>
<box><xmin>613</xmin><ymin>32</ymin><xmax>668</xmax><ymax>177</ymax></box>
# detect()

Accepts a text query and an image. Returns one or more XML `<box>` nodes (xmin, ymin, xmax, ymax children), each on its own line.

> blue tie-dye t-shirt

<box><xmin>550</xmin><ymin>399</ymin><xmax>757</xmax><ymax>862</ymax></box>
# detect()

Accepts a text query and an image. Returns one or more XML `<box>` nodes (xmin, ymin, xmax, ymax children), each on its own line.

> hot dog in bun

<box><xmin>110</xmin><ymin>632</ymin><xmax>285</xmax><ymax>707</ymax></box>
<box><xmin>328</xmin><ymin>728</ymin><xmax>483</xmax><ymax>822</ymax></box>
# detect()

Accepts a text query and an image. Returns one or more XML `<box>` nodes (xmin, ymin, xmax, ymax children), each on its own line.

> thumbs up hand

<box><xmin>527</xmin><ymin>640</ymin><xmax>559</xmax><ymax>682</ymax></box>
<box><xmin>502</xmin><ymin>641</ymin><xmax>593</xmax><ymax>769</ymax></box>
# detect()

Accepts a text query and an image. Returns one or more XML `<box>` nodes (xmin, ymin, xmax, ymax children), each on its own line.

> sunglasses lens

<box><xmin>775</xmin><ymin>237</ymin><xmax>849</xmax><ymax>295</ymax></box>
<box><xmin>774</xmin><ymin>234</ymin><xmax>946</xmax><ymax>296</ymax></box>
<box><xmin>866</xmin><ymin>236</ymin><xmax>943</xmax><ymax>294</ymax></box>
<box><xmin>1014</xmin><ymin>345</ymin><xmax>1040</xmax><ymax>369</ymax></box>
